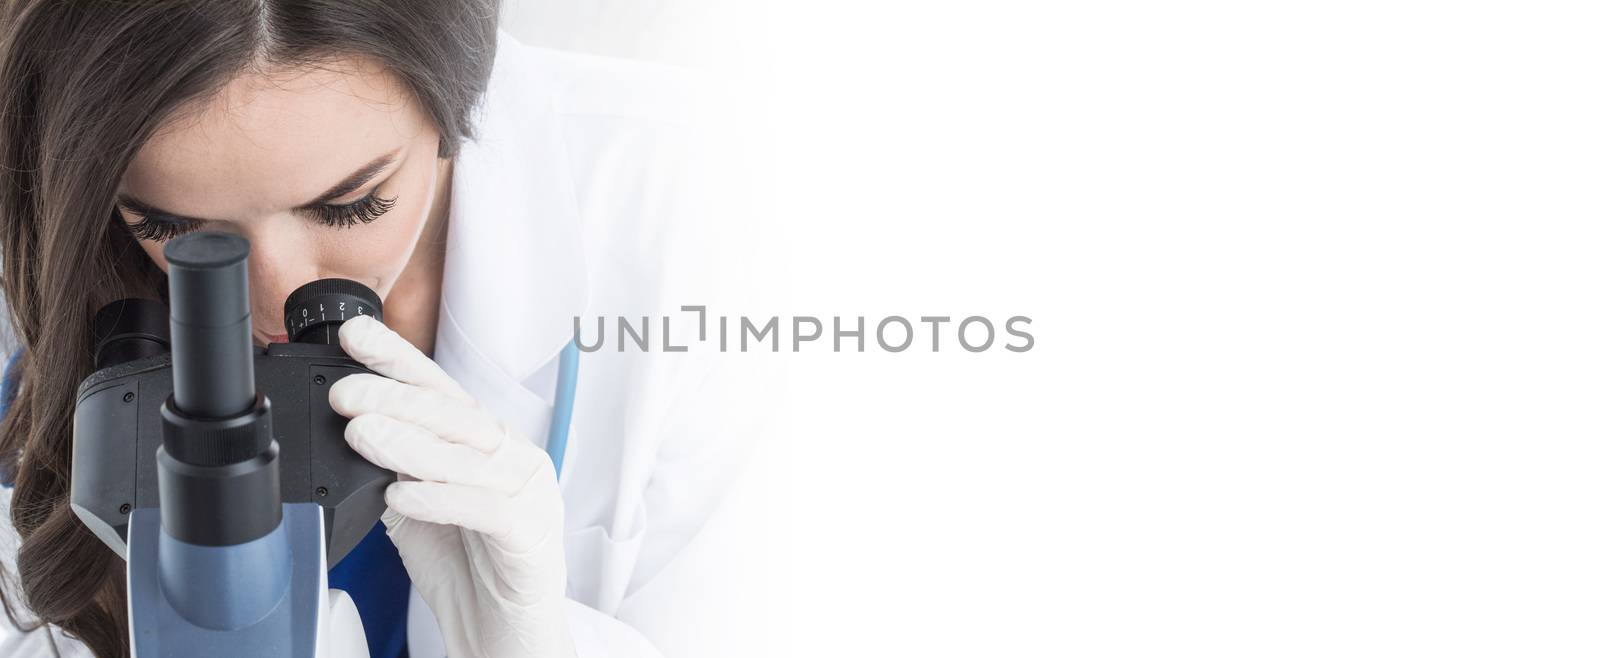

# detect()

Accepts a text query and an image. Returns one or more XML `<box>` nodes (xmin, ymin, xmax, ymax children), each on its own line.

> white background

<box><xmin>511</xmin><ymin>1</ymin><xmax>1600</xmax><ymax>655</ymax></box>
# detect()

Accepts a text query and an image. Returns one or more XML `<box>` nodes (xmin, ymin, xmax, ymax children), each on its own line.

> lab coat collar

<box><xmin>432</xmin><ymin>34</ymin><xmax>588</xmax><ymax>439</ymax></box>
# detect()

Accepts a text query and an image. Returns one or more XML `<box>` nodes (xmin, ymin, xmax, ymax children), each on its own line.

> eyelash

<box><xmin>123</xmin><ymin>190</ymin><xmax>397</xmax><ymax>242</ymax></box>
<box><xmin>313</xmin><ymin>191</ymin><xmax>397</xmax><ymax>229</ymax></box>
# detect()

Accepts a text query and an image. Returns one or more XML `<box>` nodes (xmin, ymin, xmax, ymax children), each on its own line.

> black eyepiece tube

<box><xmin>158</xmin><ymin>232</ymin><xmax>279</xmax><ymax>545</ymax></box>
<box><xmin>163</xmin><ymin>232</ymin><xmax>256</xmax><ymax>418</ymax></box>
<box><xmin>92</xmin><ymin>298</ymin><xmax>171</xmax><ymax>370</ymax></box>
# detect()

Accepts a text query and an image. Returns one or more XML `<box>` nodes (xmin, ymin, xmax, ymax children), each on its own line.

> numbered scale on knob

<box><xmin>282</xmin><ymin>278</ymin><xmax>384</xmax><ymax>345</ymax></box>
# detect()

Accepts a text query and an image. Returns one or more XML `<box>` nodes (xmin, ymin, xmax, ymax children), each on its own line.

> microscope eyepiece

<box><xmin>154</xmin><ymin>231</ymin><xmax>281</xmax><ymax>548</ymax></box>
<box><xmin>163</xmin><ymin>232</ymin><xmax>255</xmax><ymax>419</ymax></box>
<box><xmin>92</xmin><ymin>298</ymin><xmax>170</xmax><ymax>370</ymax></box>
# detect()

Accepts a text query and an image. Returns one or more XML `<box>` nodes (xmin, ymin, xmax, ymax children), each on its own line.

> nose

<box><xmin>240</xmin><ymin>225</ymin><xmax>320</xmax><ymax>343</ymax></box>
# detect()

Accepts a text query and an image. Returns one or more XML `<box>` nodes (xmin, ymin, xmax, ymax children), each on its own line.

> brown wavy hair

<box><xmin>0</xmin><ymin>1</ymin><xmax>500</xmax><ymax>654</ymax></box>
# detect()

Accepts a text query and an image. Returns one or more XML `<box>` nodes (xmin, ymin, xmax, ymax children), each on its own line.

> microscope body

<box><xmin>67</xmin><ymin>232</ymin><xmax>392</xmax><ymax>656</ymax></box>
<box><xmin>71</xmin><ymin>342</ymin><xmax>391</xmax><ymax>567</ymax></box>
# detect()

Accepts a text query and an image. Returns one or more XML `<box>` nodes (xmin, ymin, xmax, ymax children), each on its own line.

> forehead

<box><xmin>122</xmin><ymin>57</ymin><xmax>426</xmax><ymax>215</ymax></box>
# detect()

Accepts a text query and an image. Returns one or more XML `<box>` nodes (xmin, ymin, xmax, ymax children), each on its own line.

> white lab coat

<box><xmin>406</xmin><ymin>30</ymin><xmax>748</xmax><ymax>658</ymax></box>
<box><xmin>0</xmin><ymin>30</ymin><xmax>752</xmax><ymax>657</ymax></box>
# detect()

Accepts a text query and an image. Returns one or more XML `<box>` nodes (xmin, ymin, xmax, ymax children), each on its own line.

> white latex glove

<box><xmin>328</xmin><ymin>315</ymin><xmax>576</xmax><ymax>658</ymax></box>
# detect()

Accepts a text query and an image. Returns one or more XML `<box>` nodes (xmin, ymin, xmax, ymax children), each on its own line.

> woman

<box><xmin>0</xmin><ymin>1</ymin><xmax>738</xmax><ymax>656</ymax></box>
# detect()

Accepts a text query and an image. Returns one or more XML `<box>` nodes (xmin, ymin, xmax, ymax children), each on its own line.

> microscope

<box><xmin>70</xmin><ymin>231</ymin><xmax>393</xmax><ymax>655</ymax></box>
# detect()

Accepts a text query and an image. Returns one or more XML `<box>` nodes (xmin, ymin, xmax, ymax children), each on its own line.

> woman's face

<box><xmin>117</xmin><ymin>56</ymin><xmax>446</xmax><ymax>346</ymax></box>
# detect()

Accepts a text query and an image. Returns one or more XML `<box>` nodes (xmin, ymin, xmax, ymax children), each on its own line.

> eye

<box><xmin>121</xmin><ymin>209</ymin><xmax>201</xmax><ymax>242</ymax></box>
<box><xmin>310</xmin><ymin>190</ymin><xmax>396</xmax><ymax>229</ymax></box>
<box><xmin>116</xmin><ymin>188</ymin><xmax>398</xmax><ymax>242</ymax></box>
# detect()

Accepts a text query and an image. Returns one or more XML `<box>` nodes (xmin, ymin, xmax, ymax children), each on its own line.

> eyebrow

<box><xmin>117</xmin><ymin>149</ymin><xmax>400</xmax><ymax>222</ymax></box>
<box><xmin>297</xmin><ymin>149</ymin><xmax>400</xmax><ymax>208</ymax></box>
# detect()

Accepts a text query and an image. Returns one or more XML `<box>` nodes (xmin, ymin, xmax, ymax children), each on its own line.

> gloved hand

<box><xmin>329</xmin><ymin>315</ymin><xmax>576</xmax><ymax>658</ymax></box>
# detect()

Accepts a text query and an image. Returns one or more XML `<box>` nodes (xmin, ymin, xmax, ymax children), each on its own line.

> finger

<box><xmin>385</xmin><ymin>480</ymin><xmax>527</xmax><ymax>545</ymax></box>
<box><xmin>384</xmin><ymin>456</ymin><xmax>561</xmax><ymax>554</ymax></box>
<box><xmin>337</xmin><ymin>315</ymin><xmax>472</xmax><ymax>402</ymax></box>
<box><xmin>378</xmin><ymin>472</ymin><xmax>418</xmax><ymax>531</ymax></box>
<box><xmin>329</xmin><ymin>373</ymin><xmax>506</xmax><ymax>453</ymax></box>
<box><xmin>345</xmin><ymin>413</ymin><xmax>537</xmax><ymax>495</ymax></box>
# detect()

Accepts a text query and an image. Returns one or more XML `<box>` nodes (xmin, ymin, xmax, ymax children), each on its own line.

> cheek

<box><xmin>324</xmin><ymin>196</ymin><xmax>431</xmax><ymax>295</ymax></box>
<box><xmin>138</xmin><ymin>240</ymin><xmax>169</xmax><ymax>271</ymax></box>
